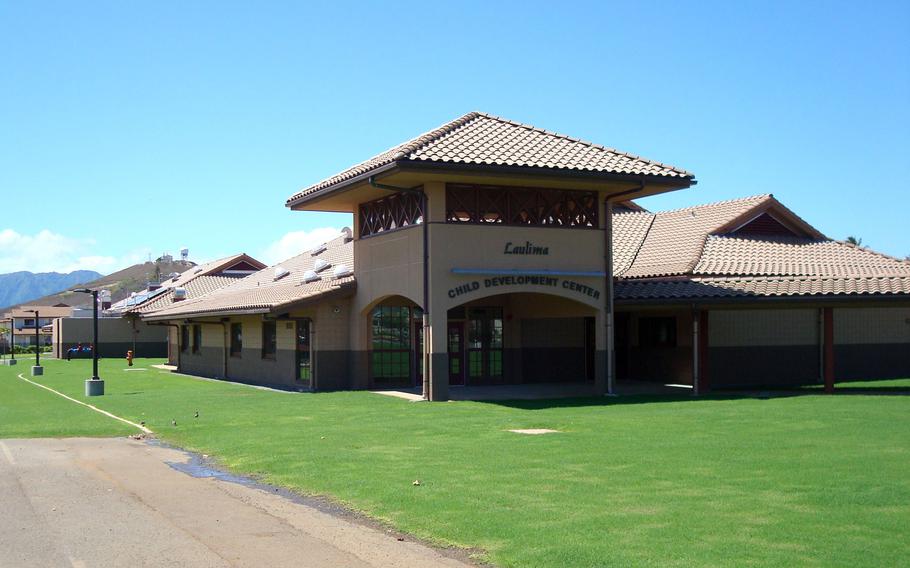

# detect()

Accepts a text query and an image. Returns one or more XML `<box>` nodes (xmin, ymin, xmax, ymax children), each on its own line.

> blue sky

<box><xmin>2</xmin><ymin>0</ymin><xmax>908</xmax><ymax>273</ymax></box>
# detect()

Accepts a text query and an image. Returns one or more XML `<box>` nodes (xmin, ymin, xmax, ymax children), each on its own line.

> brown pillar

<box><xmin>823</xmin><ymin>307</ymin><xmax>835</xmax><ymax>393</ymax></box>
<box><xmin>698</xmin><ymin>309</ymin><xmax>709</xmax><ymax>393</ymax></box>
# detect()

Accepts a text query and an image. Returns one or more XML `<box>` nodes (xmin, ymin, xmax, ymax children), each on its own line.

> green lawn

<box><xmin>0</xmin><ymin>362</ymin><xmax>133</xmax><ymax>438</ymax></box>
<box><xmin>2</xmin><ymin>359</ymin><xmax>909</xmax><ymax>567</ymax></box>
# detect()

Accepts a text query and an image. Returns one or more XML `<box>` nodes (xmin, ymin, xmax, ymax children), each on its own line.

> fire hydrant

<box><xmin>126</xmin><ymin>350</ymin><xmax>133</xmax><ymax>367</ymax></box>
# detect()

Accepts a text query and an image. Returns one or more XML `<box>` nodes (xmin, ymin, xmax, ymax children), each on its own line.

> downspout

<box><xmin>603</xmin><ymin>179</ymin><xmax>645</xmax><ymax>395</ymax></box>
<box><xmin>368</xmin><ymin>176</ymin><xmax>430</xmax><ymax>399</ymax></box>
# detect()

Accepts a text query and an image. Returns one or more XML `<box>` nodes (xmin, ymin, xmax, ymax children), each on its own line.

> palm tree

<box><xmin>845</xmin><ymin>236</ymin><xmax>863</xmax><ymax>247</ymax></box>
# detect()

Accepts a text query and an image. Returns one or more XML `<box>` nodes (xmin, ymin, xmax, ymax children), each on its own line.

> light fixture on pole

<box><xmin>72</xmin><ymin>288</ymin><xmax>104</xmax><ymax>396</ymax></box>
<box><xmin>23</xmin><ymin>309</ymin><xmax>43</xmax><ymax>376</ymax></box>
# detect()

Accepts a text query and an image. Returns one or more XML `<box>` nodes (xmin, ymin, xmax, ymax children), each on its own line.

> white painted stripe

<box><xmin>16</xmin><ymin>374</ymin><xmax>153</xmax><ymax>434</ymax></box>
<box><xmin>0</xmin><ymin>441</ymin><xmax>15</xmax><ymax>465</ymax></box>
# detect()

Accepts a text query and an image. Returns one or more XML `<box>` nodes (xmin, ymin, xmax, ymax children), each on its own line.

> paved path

<box><xmin>0</xmin><ymin>438</ymin><xmax>475</xmax><ymax>568</ymax></box>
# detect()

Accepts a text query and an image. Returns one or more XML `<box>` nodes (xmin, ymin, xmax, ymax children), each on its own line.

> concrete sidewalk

<box><xmin>0</xmin><ymin>438</ymin><xmax>476</xmax><ymax>568</ymax></box>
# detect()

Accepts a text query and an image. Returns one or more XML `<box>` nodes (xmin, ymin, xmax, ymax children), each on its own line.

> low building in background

<box><xmin>2</xmin><ymin>305</ymin><xmax>74</xmax><ymax>347</ymax></box>
<box><xmin>46</xmin><ymin>254</ymin><xmax>265</xmax><ymax>360</ymax></box>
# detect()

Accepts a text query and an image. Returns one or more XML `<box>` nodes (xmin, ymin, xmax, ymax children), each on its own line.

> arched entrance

<box><xmin>444</xmin><ymin>292</ymin><xmax>599</xmax><ymax>387</ymax></box>
<box><xmin>365</xmin><ymin>295</ymin><xmax>424</xmax><ymax>389</ymax></box>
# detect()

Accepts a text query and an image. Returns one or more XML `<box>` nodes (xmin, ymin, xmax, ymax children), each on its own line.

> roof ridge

<box><xmin>832</xmin><ymin>239</ymin><xmax>909</xmax><ymax>264</ymax></box>
<box><xmin>472</xmin><ymin>112</ymin><xmax>693</xmax><ymax>176</ymax></box>
<box><xmin>657</xmin><ymin>194</ymin><xmax>773</xmax><ymax>215</ymax></box>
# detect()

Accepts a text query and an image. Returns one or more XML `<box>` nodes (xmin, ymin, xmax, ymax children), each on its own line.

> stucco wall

<box><xmin>56</xmin><ymin>317</ymin><xmax>167</xmax><ymax>359</ymax></box>
<box><xmin>833</xmin><ymin>307</ymin><xmax>910</xmax><ymax>380</ymax></box>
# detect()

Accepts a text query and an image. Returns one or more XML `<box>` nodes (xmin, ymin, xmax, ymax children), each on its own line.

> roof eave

<box><xmin>615</xmin><ymin>292</ymin><xmax>910</xmax><ymax>306</ymax></box>
<box><xmin>286</xmin><ymin>162</ymin><xmax>400</xmax><ymax>209</ymax></box>
<box><xmin>286</xmin><ymin>160</ymin><xmax>696</xmax><ymax>209</ymax></box>
<box><xmin>143</xmin><ymin>307</ymin><xmax>272</xmax><ymax>322</ymax></box>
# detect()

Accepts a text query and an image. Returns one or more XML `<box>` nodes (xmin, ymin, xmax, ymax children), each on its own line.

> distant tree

<box><xmin>845</xmin><ymin>235</ymin><xmax>863</xmax><ymax>247</ymax></box>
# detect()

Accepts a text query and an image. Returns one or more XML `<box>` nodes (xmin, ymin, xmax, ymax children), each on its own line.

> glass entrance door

<box><xmin>447</xmin><ymin>322</ymin><xmax>465</xmax><ymax>386</ymax></box>
<box><xmin>296</xmin><ymin>319</ymin><xmax>312</xmax><ymax>389</ymax></box>
<box><xmin>467</xmin><ymin>308</ymin><xmax>503</xmax><ymax>383</ymax></box>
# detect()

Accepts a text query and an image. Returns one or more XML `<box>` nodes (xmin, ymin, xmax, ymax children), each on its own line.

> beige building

<box><xmin>142</xmin><ymin>112</ymin><xmax>909</xmax><ymax>397</ymax></box>
<box><xmin>145</xmin><ymin>112</ymin><xmax>694</xmax><ymax>399</ymax></box>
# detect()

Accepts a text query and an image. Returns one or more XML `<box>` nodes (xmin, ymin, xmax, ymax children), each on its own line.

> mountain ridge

<box><xmin>0</xmin><ymin>270</ymin><xmax>101</xmax><ymax>309</ymax></box>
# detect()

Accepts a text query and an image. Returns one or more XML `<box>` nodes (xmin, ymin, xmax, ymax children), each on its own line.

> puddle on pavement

<box><xmin>165</xmin><ymin>456</ymin><xmax>253</xmax><ymax>485</ymax></box>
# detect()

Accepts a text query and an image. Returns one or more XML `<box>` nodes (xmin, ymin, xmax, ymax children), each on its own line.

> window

<box><xmin>446</xmin><ymin>184</ymin><xmax>598</xmax><ymax>228</ymax></box>
<box><xmin>230</xmin><ymin>323</ymin><xmax>242</xmax><ymax>357</ymax></box>
<box><xmin>638</xmin><ymin>317</ymin><xmax>677</xmax><ymax>348</ymax></box>
<box><xmin>467</xmin><ymin>307</ymin><xmax>504</xmax><ymax>380</ymax></box>
<box><xmin>358</xmin><ymin>191</ymin><xmax>424</xmax><ymax>238</ymax></box>
<box><xmin>297</xmin><ymin>320</ymin><xmax>312</xmax><ymax>386</ymax></box>
<box><xmin>192</xmin><ymin>325</ymin><xmax>201</xmax><ymax>354</ymax></box>
<box><xmin>262</xmin><ymin>321</ymin><xmax>277</xmax><ymax>359</ymax></box>
<box><xmin>370</xmin><ymin>306</ymin><xmax>423</xmax><ymax>386</ymax></box>
<box><xmin>24</xmin><ymin>318</ymin><xmax>35</xmax><ymax>327</ymax></box>
<box><xmin>180</xmin><ymin>325</ymin><xmax>189</xmax><ymax>353</ymax></box>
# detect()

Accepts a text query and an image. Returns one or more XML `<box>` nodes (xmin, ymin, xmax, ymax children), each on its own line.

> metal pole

<box><xmin>9</xmin><ymin>318</ymin><xmax>14</xmax><ymax>363</ymax></box>
<box><xmin>92</xmin><ymin>291</ymin><xmax>99</xmax><ymax>380</ymax></box>
<box><xmin>35</xmin><ymin>310</ymin><xmax>40</xmax><ymax>367</ymax></box>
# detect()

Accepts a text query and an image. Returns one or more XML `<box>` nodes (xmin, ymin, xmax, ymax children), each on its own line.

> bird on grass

<box><xmin>194</xmin><ymin>410</ymin><xmax>199</xmax><ymax>419</ymax></box>
<box><xmin>171</xmin><ymin>419</ymin><xmax>177</xmax><ymax>427</ymax></box>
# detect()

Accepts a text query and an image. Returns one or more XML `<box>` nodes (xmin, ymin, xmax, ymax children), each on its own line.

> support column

<box><xmin>594</xmin><ymin>309</ymin><xmax>607</xmax><ymax>392</ymax></box>
<box><xmin>603</xmin><ymin>200</ymin><xmax>615</xmax><ymax>395</ymax></box>
<box><xmin>424</xmin><ymin>181</ymin><xmax>448</xmax><ymax>401</ymax></box>
<box><xmin>698</xmin><ymin>309</ymin><xmax>710</xmax><ymax>393</ymax></box>
<box><xmin>426</xmin><ymin>308</ymin><xmax>449</xmax><ymax>401</ymax></box>
<box><xmin>692</xmin><ymin>309</ymin><xmax>700</xmax><ymax>396</ymax></box>
<box><xmin>823</xmin><ymin>307</ymin><xmax>835</xmax><ymax>393</ymax></box>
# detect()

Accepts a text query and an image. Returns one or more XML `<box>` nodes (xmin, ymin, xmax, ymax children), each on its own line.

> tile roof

<box><xmin>287</xmin><ymin>112</ymin><xmax>694</xmax><ymax>204</ymax></box>
<box><xmin>695</xmin><ymin>236</ymin><xmax>910</xmax><ymax>278</ymax></box>
<box><xmin>612</xmin><ymin>209</ymin><xmax>653</xmax><ymax>275</ymax></box>
<box><xmin>122</xmin><ymin>253</ymin><xmax>264</xmax><ymax>315</ymax></box>
<box><xmin>131</xmin><ymin>275</ymin><xmax>242</xmax><ymax>315</ymax></box>
<box><xmin>618</xmin><ymin>194</ymin><xmax>773</xmax><ymax>278</ymax></box>
<box><xmin>144</xmin><ymin>233</ymin><xmax>355</xmax><ymax>320</ymax></box>
<box><xmin>614</xmin><ymin>194</ymin><xmax>910</xmax><ymax>300</ymax></box>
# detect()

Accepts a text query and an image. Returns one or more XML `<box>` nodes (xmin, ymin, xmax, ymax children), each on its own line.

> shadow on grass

<box><xmin>478</xmin><ymin>385</ymin><xmax>909</xmax><ymax>410</ymax></box>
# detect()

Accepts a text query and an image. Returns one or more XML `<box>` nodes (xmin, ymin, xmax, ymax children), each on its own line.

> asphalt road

<box><xmin>0</xmin><ymin>438</ymin><xmax>474</xmax><ymax>568</ymax></box>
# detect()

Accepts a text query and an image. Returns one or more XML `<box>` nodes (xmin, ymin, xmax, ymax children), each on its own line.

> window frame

<box><xmin>261</xmin><ymin>320</ymin><xmax>277</xmax><ymax>360</ymax></box>
<box><xmin>369</xmin><ymin>305</ymin><xmax>423</xmax><ymax>386</ymax></box>
<box><xmin>358</xmin><ymin>190</ymin><xmax>424</xmax><ymax>238</ymax></box>
<box><xmin>445</xmin><ymin>183</ymin><xmax>599</xmax><ymax>229</ymax></box>
<box><xmin>229</xmin><ymin>322</ymin><xmax>243</xmax><ymax>357</ymax></box>
<box><xmin>191</xmin><ymin>324</ymin><xmax>202</xmax><ymax>354</ymax></box>
<box><xmin>638</xmin><ymin>316</ymin><xmax>678</xmax><ymax>348</ymax></box>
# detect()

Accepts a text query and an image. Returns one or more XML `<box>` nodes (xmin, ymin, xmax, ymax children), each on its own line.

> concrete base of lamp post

<box><xmin>0</xmin><ymin>359</ymin><xmax>16</xmax><ymax>366</ymax></box>
<box><xmin>85</xmin><ymin>379</ymin><xmax>105</xmax><ymax>397</ymax></box>
<box><xmin>31</xmin><ymin>365</ymin><xmax>43</xmax><ymax>376</ymax></box>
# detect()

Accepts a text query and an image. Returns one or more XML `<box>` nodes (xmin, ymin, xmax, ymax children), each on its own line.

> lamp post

<box><xmin>72</xmin><ymin>288</ymin><xmax>103</xmax><ymax>396</ymax></box>
<box><xmin>5</xmin><ymin>317</ymin><xmax>16</xmax><ymax>366</ymax></box>
<box><xmin>24</xmin><ymin>309</ymin><xmax>43</xmax><ymax>376</ymax></box>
